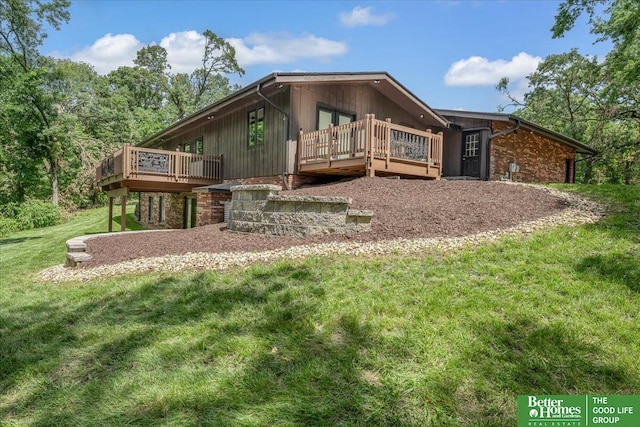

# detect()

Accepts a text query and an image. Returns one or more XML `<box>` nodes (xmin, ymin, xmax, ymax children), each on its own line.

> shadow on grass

<box><xmin>0</xmin><ymin>236</ymin><xmax>42</xmax><ymax>246</ymax></box>
<box><xmin>445</xmin><ymin>316</ymin><xmax>632</xmax><ymax>425</ymax></box>
<box><xmin>469</xmin><ymin>317</ymin><xmax>628</xmax><ymax>392</ymax></box>
<box><xmin>0</xmin><ymin>265</ymin><xmax>404</xmax><ymax>426</ymax></box>
<box><xmin>568</xmin><ymin>184</ymin><xmax>640</xmax><ymax>243</ymax></box>
<box><xmin>576</xmin><ymin>252</ymin><xmax>640</xmax><ymax>292</ymax></box>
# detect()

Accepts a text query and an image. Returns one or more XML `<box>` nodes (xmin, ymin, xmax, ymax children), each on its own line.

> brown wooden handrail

<box><xmin>96</xmin><ymin>145</ymin><xmax>222</xmax><ymax>183</ymax></box>
<box><xmin>298</xmin><ymin>116</ymin><xmax>443</xmax><ymax>167</ymax></box>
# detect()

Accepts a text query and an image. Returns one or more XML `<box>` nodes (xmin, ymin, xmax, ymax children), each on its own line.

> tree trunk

<box><xmin>51</xmin><ymin>159</ymin><xmax>59</xmax><ymax>205</ymax></box>
<box><xmin>582</xmin><ymin>157</ymin><xmax>594</xmax><ymax>184</ymax></box>
<box><xmin>624</xmin><ymin>161</ymin><xmax>633</xmax><ymax>185</ymax></box>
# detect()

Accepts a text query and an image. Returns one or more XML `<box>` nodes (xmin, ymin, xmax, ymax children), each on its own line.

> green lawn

<box><xmin>1</xmin><ymin>186</ymin><xmax>639</xmax><ymax>426</ymax></box>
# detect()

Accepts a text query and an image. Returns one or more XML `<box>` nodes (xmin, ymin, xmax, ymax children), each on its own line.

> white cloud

<box><xmin>339</xmin><ymin>6</ymin><xmax>394</xmax><ymax>27</ymax></box>
<box><xmin>159</xmin><ymin>31</ymin><xmax>209</xmax><ymax>74</ymax></box>
<box><xmin>228</xmin><ymin>33</ymin><xmax>348</xmax><ymax>66</ymax></box>
<box><xmin>444</xmin><ymin>52</ymin><xmax>542</xmax><ymax>86</ymax></box>
<box><xmin>57</xmin><ymin>31</ymin><xmax>347</xmax><ymax>74</ymax></box>
<box><xmin>67</xmin><ymin>33</ymin><xmax>144</xmax><ymax>74</ymax></box>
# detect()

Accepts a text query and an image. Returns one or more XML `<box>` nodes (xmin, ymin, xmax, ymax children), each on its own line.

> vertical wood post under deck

<box><xmin>108</xmin><ymin>197</ymin><xmax>114</xmax><ymax>232</ymax></box>
<box><xmin>120</xmin><ymin>195</ymin><xmax>127</xmax><ymax>231</ymax></box>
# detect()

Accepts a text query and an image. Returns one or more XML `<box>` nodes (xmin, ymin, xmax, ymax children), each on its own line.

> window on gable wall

<box><xmin>248</xmin><ymin>107</ymin><xmax>265</xmax><ymax>147</ymax></box>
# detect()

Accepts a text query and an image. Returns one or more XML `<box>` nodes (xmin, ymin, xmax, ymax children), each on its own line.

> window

<box><xmin>317</xmin><ymin>106</ymin><xmax>355</xmax><ymax>130</ymax></box>
<box><xmin>148</xmin><ymin>197</ymin><xmax>154</xmax><ymax>222</ymax></box>
<box><xmin>158</xmin><ymin>196</ymin><xmax>165</xmax><ymax>223</ymax></box>
<box><xmin>464</xmin><ymin>133</ymin><xmax>480</xmax><ymax>157</ymax></box>
<box><xmin>248</xmin><ymin>107</ymin><xmax>265</xmax><ymax>147</ymax></box>
<box><xmin>181</xmin><ymin>137</ymin><xmax>203</xmax><ymax>154</ymax></box>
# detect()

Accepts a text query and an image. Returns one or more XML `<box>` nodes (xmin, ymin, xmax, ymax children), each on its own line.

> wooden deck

<box><xmin>96</xmin><ymin>144</ymin><xmax>223</xmax><ymax>194</ymax></box>
<box><xmin>297</xmin><ymin>114</ymin><xmax>443</xmax><ymax>179</ymax></box>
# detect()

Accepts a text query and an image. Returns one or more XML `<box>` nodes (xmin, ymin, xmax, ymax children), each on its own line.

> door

<box><xmin>462</xmin><ymin>133</ymin><xmax>481</xmax><ymax>178</ymax></box>
<box><xmin>184</xmin><ymin>196</ymin><xmax>197</xmax><ymax>228</ymax></box>
<box><xmin>317</xmin><ymin>107</ymin><xmax>356</xmax><ymax>158</ymax></box>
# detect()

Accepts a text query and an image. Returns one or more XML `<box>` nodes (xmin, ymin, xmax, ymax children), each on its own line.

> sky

<box><xmin>41</xmin><ymin>0</ymin><xmax>609</xmax><ymax>113</ymax></box>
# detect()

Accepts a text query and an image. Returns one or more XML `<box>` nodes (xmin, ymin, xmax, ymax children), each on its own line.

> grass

<box><xmin>1</xmin><ymin>185</ymin><xmax>639</xmax><ymax>426</ymax></box>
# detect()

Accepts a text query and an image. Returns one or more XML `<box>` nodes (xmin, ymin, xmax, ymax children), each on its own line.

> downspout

<box><xmin>257</xmin><ymin>83</ymin><xmax>291</xmax><ymax>190</ymax></box>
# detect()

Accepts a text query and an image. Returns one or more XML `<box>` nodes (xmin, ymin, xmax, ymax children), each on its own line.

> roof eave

<box><xmin>435</xmin><ymin>109</ymin><xmax>596</xmax><ymax>155</ymax></box>
<box><xmin>139</xmin><ymin>73</ymin><xmax>279</xmax><ymax>147</ymax></box>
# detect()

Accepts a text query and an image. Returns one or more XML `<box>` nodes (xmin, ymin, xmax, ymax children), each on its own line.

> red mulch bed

<box><xmin>82</xmin><ymin>177</ymin><xmax>569</xmax><ymax>267</ymax></box>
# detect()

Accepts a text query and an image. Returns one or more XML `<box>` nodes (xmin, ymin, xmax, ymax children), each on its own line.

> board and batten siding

<box><xmin>290</xmin><ymin>83</ymin><xmax>440</xmax><ymax>134</ymax></box>
<box><xmin>161</xmin><ymin>90</ymin><xmax>290</xmax><ymax>180</ymax></box>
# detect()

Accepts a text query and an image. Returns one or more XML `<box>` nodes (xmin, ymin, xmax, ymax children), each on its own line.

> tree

<box><xmin>552</xmin><ymin>0</ymin><xmax>640</xmax><ymax>183</ymax></box>
<box><xmin>552</xmin><ymin>0</ymin><xmax>640</xmax><ymax>86</ymax></box>
<box><xmin>496</xmin><ymin>1</ymin><xmax>640</xmax><ymax>184</ymax></box>
<box><xmin>0</xmin><ymin>0</ymin><xmax>71</xmax><ymax>205</ymax></box>
<box><xmin>133</xmin><ymin>30</ymin><xmax>244</xmax><ymax>120</ymax></box>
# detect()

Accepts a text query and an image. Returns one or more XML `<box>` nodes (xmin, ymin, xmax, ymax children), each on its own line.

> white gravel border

<box><xmin>39</xmin><ymin>186</ymin><xmax>605</xmax><ymax>283</ymax></box>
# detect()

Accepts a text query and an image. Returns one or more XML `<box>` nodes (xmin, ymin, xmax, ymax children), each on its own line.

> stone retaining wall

<box><xmin>227</xmin><ymin>184</ymin><xmax>373</xmax><ymax>236</ymax></box>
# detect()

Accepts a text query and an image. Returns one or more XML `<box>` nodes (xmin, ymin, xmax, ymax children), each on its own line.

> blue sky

<box><xmin>42</xmin><ymin>0</ymin><xmax>608</xmax><ymax>112</ymax></box>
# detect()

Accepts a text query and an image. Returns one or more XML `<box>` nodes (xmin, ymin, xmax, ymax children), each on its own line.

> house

<box><xmin>436</xmin><ymin>109</ymin><xmax>596</xmax><ymax>183</ymax></box>
<box><xmin>95</xmin><ymin>72</ymin><xmax>596</xmax><ymax>231</ymax></box>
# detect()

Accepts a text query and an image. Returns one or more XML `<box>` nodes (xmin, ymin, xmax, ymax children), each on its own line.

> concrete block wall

<box><xmin>227</xmin><ymin>184</ymin><xmax>373</xmax><ymax>236</ymax></box>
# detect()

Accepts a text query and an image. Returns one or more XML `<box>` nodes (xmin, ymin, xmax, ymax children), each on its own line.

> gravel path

<box><xmin>40</xmin><ymin>179</ymin><xmax>604</xmax><ymax>283</ymax></box>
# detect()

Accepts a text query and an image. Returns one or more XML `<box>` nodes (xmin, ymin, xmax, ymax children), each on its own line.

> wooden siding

<box><xmin>161</xmin><ymin>90</ymin><xmax>290</xmax><ymax>181</ymax></box>
<box><xmin>290</xmin><ymin>83</ymin><xmax>442</xmax><ymax>135</ymax></box>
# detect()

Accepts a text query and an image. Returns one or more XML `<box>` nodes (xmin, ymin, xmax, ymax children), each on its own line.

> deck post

<box><xmin>297</xmin><ymin>129</ymin><xmax>303</xmax><ymax>168</ymax></box>
<box><xmin>108</xmin><ymin>197</ymin><xmax>114</xmax><ymax>232</ymax></box>
<box><xmin>365</xmin><ymin>114</ymin><xmax>375</xmax><ymax>177</ymax></box>
<box><xmin>120</xmin><ymin>195</ymin><xmax>127</xmax><ymax>231</ymax></box>
<box><xmin>437</xmin><ymin>131</ymin><xmax>444</xmax><ymax>179</ymax></box>
<box><xmin>175</xmin><ymin>148</ymin><xmax>180</xmax><ymax>181</ymax></box>
<box><xmin>328</xmin><ymin>123</ymin><xmax>334</xmax><ymax>161</ymax></box>
<box><xmin>385</xmin><ymin>118</ymin><xmax>391</xmax><ymax>168</ymax></box>
<box><xmin>123</xmin><ymin>143</ymin><xmax>130</xmax><ymax>179</ymax></box>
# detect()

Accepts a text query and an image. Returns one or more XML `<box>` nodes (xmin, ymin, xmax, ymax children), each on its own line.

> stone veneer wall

<box><xmin>136</xmin><ymin>175</ymin><xmax>343</xmax><ymax>230</ymax></box>
<box><xmin>490</xmin><ymin>121</ymin><xmax>575</xmax><ymax>183</ymax></box>
<box><xmin>138</xmin><ymin>192</ymin><xmax>191</xmax><ymax>229</ymax></box>
<box><xmin>227</xmin><ymin>184</ymin><xmax>373</xmax><ymax>236</ymax></box>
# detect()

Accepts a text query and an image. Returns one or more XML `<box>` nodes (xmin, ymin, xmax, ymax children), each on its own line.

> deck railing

<box><xmin>96</xmin><ymin>144</ymin><xmax>222</xmax><ymax>184</ymax></box>
<box><xmin>298</xmin><ymin>114</ymin><xmax>443</xmax><ymax>168</ymax></box>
